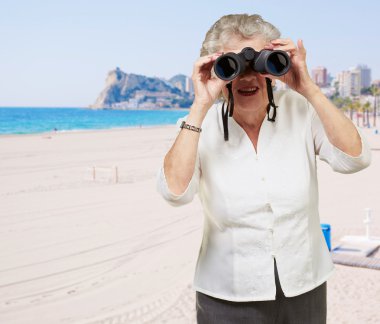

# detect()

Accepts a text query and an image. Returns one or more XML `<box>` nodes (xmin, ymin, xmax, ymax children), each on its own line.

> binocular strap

<box><xmin>221</xmin><ymin>82</ymin><xmax>234</xmax><ymax>141</ymax></box>
<box><xmin>221</xmin><ymin>78</ymin><xmax>277</xmax><ymax>141</ymax></box>
<box><xmin>266</xmin><ymin>77</ymin><xmax>277</xmax><ymax>122</ymax></box>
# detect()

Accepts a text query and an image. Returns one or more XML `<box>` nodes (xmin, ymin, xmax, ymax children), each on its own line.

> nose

<box><xmin>238</xmin><ymin>68</ymin><xmax>260</xmax><ymax>81</ymax></box>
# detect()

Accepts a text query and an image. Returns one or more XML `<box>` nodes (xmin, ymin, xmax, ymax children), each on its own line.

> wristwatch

<box><xmin>180</xmin><ymin>121</ymin><xmax>202</xmax><ymax>133</ymax></box>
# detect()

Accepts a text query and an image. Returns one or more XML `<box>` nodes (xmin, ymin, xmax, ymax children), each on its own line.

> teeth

<box><xmin>239</xmin><ymin>87</ymin><xmax>258</xmax><ymax>92</ymax></box>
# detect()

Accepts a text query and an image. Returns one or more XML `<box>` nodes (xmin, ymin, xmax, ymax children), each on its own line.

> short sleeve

<box><xmin>311</xmin><ymin>107</ymin><xmax>371</xmax><ymax>174</ymax></box>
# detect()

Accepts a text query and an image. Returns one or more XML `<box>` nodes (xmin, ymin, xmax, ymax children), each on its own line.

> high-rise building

<box><xmin>185</xmin><ymin>77</ymin><xmax>194</xmax><ymax>94</ymax></box>
<box><xmin>350</xmin><ymin>69</ymin><xmax>361</xmax><ymax>96</ymax></box>
<box><xmin>355</xmin><ymin>64</ymin><xmax>372</xmax><ymax>89</ymax></box>
<box><xmin>337</xmin><ymin>70</ymin><xmax>361</xmax><ymax>97</ymax></box>
<box><xmin>312</xmin><ymin>66</ymin><xmax>328</xmax><ymax>87</ymax></box>
<box><xmin>337</xmin><ymin>71</ymin><xmax>351</xmax><ymax>97</ymax></box>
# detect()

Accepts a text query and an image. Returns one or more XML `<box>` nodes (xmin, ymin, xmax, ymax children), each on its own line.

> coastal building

<box><xmin>337</xmin><ymin>71</ymin><xmax>351</xmax><ymax>97</ymax></box>
<box><xmin>173</xmin><ymin>80</ymin><xmax>185</xmax><ymax>92</ymax></box>
<box><xmin>185</xmin><ymin>77</ymin><xmax>194</xmax><ymax>94</ymax></box>
<box><xmin>127</xmin><ymin>98</ymin><xmax>139</xmax><ymax>109</ymax></box>
<box><xmin>355</xmin><ymin>64</ymin><xmax>372</xmax><ymax>89</ymax></box>
<box><xmin>335</xmin><ymin>65</ymin><xmax>373</xmax><ymax>98</ymax></box>
<box><xmin>326</xmin><ymin>73</ymin><xmax>334</xmax><ymax>87</ymax></box>
<box><xmin>337</xmin><ymin>70</ymin><xmax>361</xmax><ymax>97</ymax></box>
<box><xmin>349</xmin><ymin>68</ymin><xmax>361</xmax><ymax>96</ymax></box>
<box><xmin>312</xmin><ymin>66</ymin><xmax>328</xmax><ymax>87</ymax></box>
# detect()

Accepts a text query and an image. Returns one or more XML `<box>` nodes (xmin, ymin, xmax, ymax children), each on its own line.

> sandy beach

<box><xmin>0</xmin><ymin>122</ymin><xmax>380</xmax><ymax>324</ymax></box>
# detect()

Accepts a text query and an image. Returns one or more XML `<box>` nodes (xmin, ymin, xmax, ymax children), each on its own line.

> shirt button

<box><xmin>261</xmin><ymin>177</ymin><xmax>265</xmax><ymax>182</ymax></box>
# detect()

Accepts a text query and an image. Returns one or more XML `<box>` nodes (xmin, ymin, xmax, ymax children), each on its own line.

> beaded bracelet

<box><xmin>180</xmin><ymin>121</ymin><xmax>202</xmax><ymax>133</ymax></box>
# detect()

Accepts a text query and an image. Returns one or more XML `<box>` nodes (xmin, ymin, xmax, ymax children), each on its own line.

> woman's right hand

<box><xmin>163</xmin><ymin>54</ymin><xmax>226</xmax><ymax>196</ymax></box>
<box><xmin>191</xmin><ymin>53</ymin><xmax>228</xmax><ymax>114</ymax></box>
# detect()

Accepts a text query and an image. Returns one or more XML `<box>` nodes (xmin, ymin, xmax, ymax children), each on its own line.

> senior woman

<box><xmin>157</xmin><ymin>14</ymin><xmax>371</xmax><ymax>324</ymax></box>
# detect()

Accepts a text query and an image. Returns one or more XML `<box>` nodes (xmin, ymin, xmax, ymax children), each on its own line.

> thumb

<box><xmin>214</xmin><ymin>78</ymin><xmax>229</xmax><ymax>89</ymax></box>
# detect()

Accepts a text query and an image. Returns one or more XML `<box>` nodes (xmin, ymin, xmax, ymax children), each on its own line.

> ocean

<box><xmin>0</xmin><ymin>107</ymin><xmax>190</xmax><ymax>135</ymax></box>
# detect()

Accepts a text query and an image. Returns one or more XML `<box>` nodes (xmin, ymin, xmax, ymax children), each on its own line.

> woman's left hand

<box><xmin>263</xmin><ymin>38</ymin><xmax>319</xmax><ymax>98</ymax></box>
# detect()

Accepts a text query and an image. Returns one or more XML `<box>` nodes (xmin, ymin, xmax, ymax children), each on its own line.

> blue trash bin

<box><xmin>320</xmin><ymin>223</ymin><xmax>331</xmax><ymax>251</ymax></box>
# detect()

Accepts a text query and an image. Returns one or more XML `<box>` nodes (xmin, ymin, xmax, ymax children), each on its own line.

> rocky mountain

<box><xmin>91</xmin><ymin>68</ymin><xmax>193</xmax><ymax>109</ymax></box>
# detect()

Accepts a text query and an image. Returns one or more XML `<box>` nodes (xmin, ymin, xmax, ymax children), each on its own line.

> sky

<box><xmin>0</xmin><ymin>0</ymin><xmax>379</xmax><ymax>107</ymax></box>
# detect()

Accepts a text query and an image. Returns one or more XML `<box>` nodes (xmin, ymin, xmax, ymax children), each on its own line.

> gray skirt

<box><xmin>196</xmin><ymin>259</ymin><xmax>327</xmax><ymax>324</ymax></box>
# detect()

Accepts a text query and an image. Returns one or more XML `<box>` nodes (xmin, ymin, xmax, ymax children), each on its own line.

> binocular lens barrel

<box><xmin>213</xmin><ymin>48</ymin><xmax>290</xmax><ymax>81</ymax></box>
<box><xmin>213</xmin><ymin>54</ymin><xmax>242</xmax><ymax>81</ymax></box>
<box><xmin>214</xmin><ymin>57</ymin><xmax>238</xmax><ymax>80</ymax></box>
<box><xmin>264</xmin><ymin>52</ymin><xmax>289</xmax><ymax>75</ymax></box>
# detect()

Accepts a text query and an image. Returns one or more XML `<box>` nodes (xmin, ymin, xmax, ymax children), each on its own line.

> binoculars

<box><xmin>213</xmin><ymin>47</ymin><xmax>291</xmax><ymax>81</ymax></box>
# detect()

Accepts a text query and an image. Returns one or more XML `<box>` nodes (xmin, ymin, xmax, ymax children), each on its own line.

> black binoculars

<box><xmin>213</xmin><ymin>47</ymin><xmax>291</xmax><ymax>81</ymax></box>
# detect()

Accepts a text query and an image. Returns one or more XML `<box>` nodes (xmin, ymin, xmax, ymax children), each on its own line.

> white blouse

<box><xmin>156</xmin><ymin>90</ymin><xmax>371</xmax><ymax>302</ymax></box>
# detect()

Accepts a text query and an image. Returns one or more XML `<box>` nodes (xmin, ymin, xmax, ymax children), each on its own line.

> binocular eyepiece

<box><xmin>213</xmin><ymin>47</ymin><xmax>291</xmax><ymax>81</ymax></box>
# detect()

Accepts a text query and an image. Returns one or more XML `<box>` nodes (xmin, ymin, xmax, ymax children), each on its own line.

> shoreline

<box><xmin>1</xmin><ymin>115</ymin><xmax>379</xmax><ymax>140</ymax></box>
<box><xmin>0</xmin><ymin>106</ymin><xmax>191</xmax><ymax>110</ymax></box>
<box><xmin>0</xmin><ymin>123</ymin><xmax>178</xmax><ymax>139</ymax></box>
<box><xmin>1</xmin><ymin>107</ymin><xmax>378</xmax><ymax>139</ymax></box>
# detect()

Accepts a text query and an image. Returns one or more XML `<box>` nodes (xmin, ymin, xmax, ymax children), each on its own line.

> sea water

<box><xmin>0</xmin><ymin>107</ymin><xmax>189</xmax><ymax>135</ymax></box>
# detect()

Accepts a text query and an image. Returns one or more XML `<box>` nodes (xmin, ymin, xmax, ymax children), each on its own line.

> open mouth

<box><xmin>237</xmin><ymin>86</ymin><xmax>259</xmax><ymax>96</ymax></box>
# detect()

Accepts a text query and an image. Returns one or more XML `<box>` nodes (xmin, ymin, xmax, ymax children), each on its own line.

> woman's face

<box><xmin>220</xmin><ymin>35</ymin><xmax>270</xmax><ymax>116</ymax></box>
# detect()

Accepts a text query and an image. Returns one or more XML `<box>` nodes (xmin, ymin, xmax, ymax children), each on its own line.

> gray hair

<box><xmin>200</xmin><ymin>14</ymin><xmax>281</xmax><ymax>56</ymax></box>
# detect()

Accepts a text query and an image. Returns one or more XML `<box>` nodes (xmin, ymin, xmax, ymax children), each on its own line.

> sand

<box><xmin>0</xmin><ymin>122</ymin><xmax>379</xmax><ymax>324</ymax></box>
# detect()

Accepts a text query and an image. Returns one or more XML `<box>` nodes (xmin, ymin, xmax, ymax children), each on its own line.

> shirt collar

<box><xmin>215</xmin><ymin>100</ymin><xmax>277</xmax><ymax>157</ymax></box>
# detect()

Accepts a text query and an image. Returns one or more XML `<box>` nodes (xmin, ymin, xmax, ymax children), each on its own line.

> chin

<box><xmin>236</xmin><ymin>95</ymin><xmax>264</xmax><ymax>107</ymax></box>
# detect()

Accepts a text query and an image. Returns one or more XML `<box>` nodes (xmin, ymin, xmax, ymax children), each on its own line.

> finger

<box><xmin>213</xmin><ymin>77</ymin><xmax>229</xmax><ymax>89</ymax></box>
<box><xmin>192</xmin><ymin>53</ymin><xmax>223</xmax><ymax>80</ymax></box>
<box><xmin>193</xmin><ymin>52</ymin><xmax>223</xmax><ymax>70</ymax></box>
<box><xmin>264</xmin><ymin>43</ymin><xmax>274</xmax><ymax>50</ymax></box>
<box><xmin>297</xmin><ymin>39</ymin><xmax>306</xmax><ymax>56</ymax></box>
<box><xmin>270</xmin><ymin>42</ymin><xmax>297</xmax><ymax>55</ymax></box>
<box><xmin>270</xmin><ymin>38</ymin><xmax>293</xmax><ymax>46</ymax></box>
<box><xmin>273</xmin><ymin>45</ymin><xmax>297</xmax><ymax>52</ymax></box>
